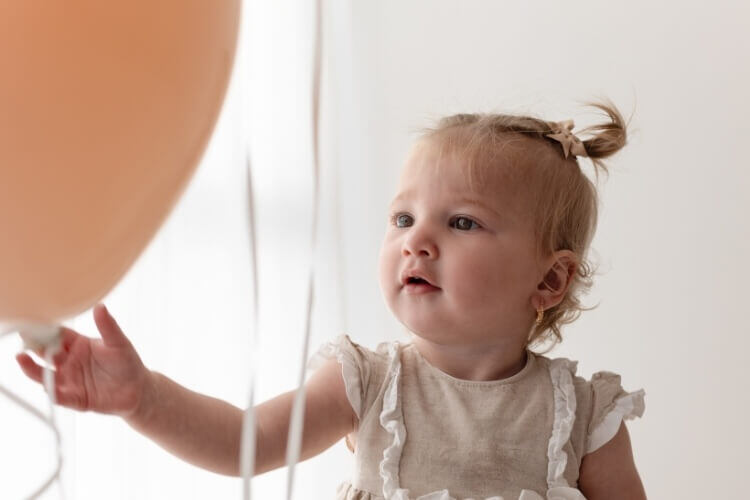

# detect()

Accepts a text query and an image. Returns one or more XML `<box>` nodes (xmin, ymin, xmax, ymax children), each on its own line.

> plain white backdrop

<box><xmin>1</xmin><ymin>1</ymin><xmax>748</xmax><ymax>498</ymax></box>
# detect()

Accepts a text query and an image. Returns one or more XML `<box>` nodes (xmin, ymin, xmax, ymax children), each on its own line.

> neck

<box><xmin>411</xmin><ymin>333</ymin><xmax>529</xmax><ymax>381</ymax></box>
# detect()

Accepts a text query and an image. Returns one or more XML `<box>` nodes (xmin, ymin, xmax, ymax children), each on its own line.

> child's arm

<box><xmin>16</xmin><ymin>304</ymin><xmax>356</xmax><ymax>476</ymax></box>
<box><xmin>126</xmin><ymin>357</ymin><xmax>354</xmax><ymax>476</ymax></box>
<box><xmin>578</xmin><ymin>422</ymin><xmax>647</xmax><ymax>499</ymax></box>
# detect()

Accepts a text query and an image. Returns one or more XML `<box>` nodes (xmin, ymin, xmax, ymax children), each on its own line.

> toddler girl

<box><xmin>16</xmin><ymin>101</ymin><xmax>646</xmax><ymax>500</ymax></box>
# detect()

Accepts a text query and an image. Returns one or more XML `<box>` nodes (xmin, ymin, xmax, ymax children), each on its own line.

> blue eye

<box><xmin>392</xmin><ymin>213</ymin><xmax>414</xmax><ymax>228</ymax></box>
<box><xmin>450</xmin><ymin>216</ymin><xmax>480</xmax><ymax>231</ymax></box>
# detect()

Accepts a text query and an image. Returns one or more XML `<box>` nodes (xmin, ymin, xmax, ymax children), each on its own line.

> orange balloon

<box><xmin>0</xmin><ymin>1</ymin><xmax>240</xmax><ymax>324</ymax></box>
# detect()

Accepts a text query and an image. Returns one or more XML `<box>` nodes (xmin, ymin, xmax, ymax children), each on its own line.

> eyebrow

<box><xmin>390</xmin><ymin>192</ymin><xmax>504</xmax><ymax>219</ymax></box>
<box><xmin>389</xmin><ymin>191</ymin><xmax>415</xmax><ymax>210</ymax></box>
<box><xmin>456</xmin><ymin>197</ymin><xmax>504</xmax><ymax>218</ymax></box>
<box><xmin>391</xmin><ymin>190</ymin><xmax>413</xmax><ymax>205</ymax></box>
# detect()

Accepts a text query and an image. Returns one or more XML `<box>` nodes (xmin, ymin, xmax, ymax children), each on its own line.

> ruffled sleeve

<box><xmin>585</xmin><ymin>371</ymin><xmax>645</xmax><ymax>454</ymax></box>
<box><xmin>308</xmin><ymin>335</ymin><xmax>372</xmax><ymax>420</ymax></box>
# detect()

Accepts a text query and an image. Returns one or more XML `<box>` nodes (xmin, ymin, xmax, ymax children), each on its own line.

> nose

<box><xmin>402</xmin><ymin>224</ymin><xmax>439</xmax><ymax>259</ymax></box>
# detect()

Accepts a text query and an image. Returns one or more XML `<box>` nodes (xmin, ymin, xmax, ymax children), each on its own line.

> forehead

<box><xmin>396</xmin><ymin>139</ymin><xmax>531</xmax><ymax>211</ymax></box>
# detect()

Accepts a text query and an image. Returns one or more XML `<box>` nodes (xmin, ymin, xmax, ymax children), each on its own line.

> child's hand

<box><xmin>15</xmin><ymin>304</ymin><xmax>152</xmax><ymax>419</ymax></box>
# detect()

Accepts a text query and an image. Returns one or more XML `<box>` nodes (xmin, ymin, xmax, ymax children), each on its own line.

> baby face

<box><xmin>378</xmin><ymin>142</ymin><xmax>544</xmax><ymax>347</ymax></box>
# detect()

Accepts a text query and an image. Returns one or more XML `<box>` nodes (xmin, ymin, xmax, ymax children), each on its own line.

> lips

<box><xmin>400</xmin><ymin>270</ymin><xmax>440</xmax><ymax>293</ymax></box>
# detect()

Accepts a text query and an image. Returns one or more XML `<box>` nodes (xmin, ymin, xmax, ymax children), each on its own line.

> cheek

<box><xmin>450</xmin><ymin>257</ymin><xmax>497</xmax><ymax>304</ymax></box>
<box><xmin>448</xmin><ymin>248</ymin><xmax>531</xmax><ymax>306</ymax></box>
<box><xmin>377</xmin><ymin>238</ymin><xmax>398</xmax><ymax>294</ymax></box>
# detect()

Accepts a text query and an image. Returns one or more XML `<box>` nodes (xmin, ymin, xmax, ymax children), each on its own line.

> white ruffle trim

<box><xmin>378</xmin><ymin>341</ymin><xmax>408</xmax><ymax>499</ymax></box>
<box><xmin>586</xmin><ymin>389</ymin><xmax>645</xmax><ymax>454</ymax></box>
<box><xmin>519</xmin><ymin>486</ymin><xmax>587</xmax><ymax>500</ymax></box>
<box><xmin>375</xmin><ymin>342</ymin><xmax>588</xmax><ymax>500</ymax></box>
<box><xmin>308</xmin><ymin>335</ymin><xmax>364</xmax><ymax>419</ymax></box>
<box><xmin>546</xmin><ymin>358</ymin><xmax>579</xmax><ymax>490</ymax></box>
<box><xmin>380</xmin><ymin>486</ymin><xmax>583</xmax><ymax>500</ymax></box>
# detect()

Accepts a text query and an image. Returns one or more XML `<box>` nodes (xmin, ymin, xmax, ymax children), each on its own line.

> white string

<box><xmin>236</xmin><ymin>1</ymin><xmax>260</xmax><ymax>497</ymax></box>
<box><xmin>0</xmin><ymin>328</ymin><xmax>64</xmax><ymax>499</ymax></box>
<box><xmin>285</xmin><ymin>0</ymin><xmax>323</xmax><ymax>497</ymax></box>
<box><xmin>240</xmin><ymin>149</ymin><xmax>260</xmax><ymax>500</ymax></box>
<box><xmin>36</xmin><ymin>345</ymin><xmax>65</xmax><ymax>500</ymax></box>
<box><xmin>329</xmin><ymin>0</ymin><xmax>349</xmax><ymax>335</ymax></box>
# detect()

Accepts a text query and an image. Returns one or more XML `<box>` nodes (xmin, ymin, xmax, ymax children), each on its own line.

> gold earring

<box><xmin>535</xmin><ymin>305</ymin><xmax>544</xmax><ymax>325</ymax></box>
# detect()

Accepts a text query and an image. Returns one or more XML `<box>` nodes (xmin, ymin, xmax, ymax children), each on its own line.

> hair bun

<box><xmin>578</xmin><ymin>100</ymin><xmax>628</xmax><ymax>164</ymax></box>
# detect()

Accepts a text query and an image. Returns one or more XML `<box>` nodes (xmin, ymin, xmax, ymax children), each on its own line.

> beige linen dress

<box><xmin>309</xmin><ymin>335</ymin><xmax>645</xmax><ymax>500</ymax></box>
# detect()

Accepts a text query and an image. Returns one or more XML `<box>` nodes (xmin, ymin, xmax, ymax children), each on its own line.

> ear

<box><xmin>533</xmin><ymin>250</ymin><xmax>578</xmax><ymax>311</ymax></box>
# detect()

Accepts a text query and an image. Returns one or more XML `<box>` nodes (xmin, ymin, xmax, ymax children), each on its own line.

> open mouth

<box><xmin>403</xmin><ymin>274</ymin><xmax>440</xmax><ymax>293</ymax></box>
<box><xmin>407</xmin><ymin>276</ymin><xmax>430</xmax><ymax>285</ymax></box>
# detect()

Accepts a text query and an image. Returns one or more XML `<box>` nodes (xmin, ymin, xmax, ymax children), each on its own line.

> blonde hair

<box><xmin>422</xmin><ymin>100</ymin><xmax>628</xmax><ymax>352</ymax></box>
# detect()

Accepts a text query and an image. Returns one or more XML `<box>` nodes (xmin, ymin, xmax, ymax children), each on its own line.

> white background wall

<box><xmin>1</xmin><ymin>1</ymin><xmax>748</xmax><ymax>499</ymax></box>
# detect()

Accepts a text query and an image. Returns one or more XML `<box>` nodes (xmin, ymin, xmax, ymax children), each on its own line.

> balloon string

<box><xmin>285</xmin><ymin>0</ymin><xmax>323</xmax><ymax>497</ymax></box>
<box><xmin>237</xmin><ymin>2</ymin><xmax>260</xmax><ymax>497</ymax></box>
<box><xmin>240</xmin><ymin>149</ymin><xmax>260</xmax><ymax>500</ymax></box>
<box><xmin>330</xmin><ymin>6</ymin><xmax>348</xmax><ymax>336</ymax></box>
<box><xmin>0</xmin><ymin>333</ymin><xmax>64</xmax><ymax>499</ymax></box>
<box><xmin>37</xmin><ymin>346</ymin><xmax>65</xmax><ymax>500</ymax></box>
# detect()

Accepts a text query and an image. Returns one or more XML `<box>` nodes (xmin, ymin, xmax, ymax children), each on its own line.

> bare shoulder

<box><xmin>578</xmin><ymin>422</ymin><xmax>647</xmax><ymax>500</ymax></box>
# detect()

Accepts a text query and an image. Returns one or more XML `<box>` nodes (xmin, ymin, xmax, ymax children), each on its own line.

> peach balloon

<box><xmin>0</xmin><ymin>1</ymin><xmax>240</xmax><ymax>324</ymax></box>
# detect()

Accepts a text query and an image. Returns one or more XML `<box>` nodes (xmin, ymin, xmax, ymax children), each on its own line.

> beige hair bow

<box><xmin>545</xmin><ymin>120</ymin><xmax>588</xmax><ymax>159</ymax></box>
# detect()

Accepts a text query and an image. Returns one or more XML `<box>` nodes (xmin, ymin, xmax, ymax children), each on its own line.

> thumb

<box><xmin>93</xmin><ymin>303</ymin><xmax>130</xmax><ymax>347</ymax></box>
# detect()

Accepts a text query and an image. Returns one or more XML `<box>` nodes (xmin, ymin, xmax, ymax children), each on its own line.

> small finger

<box><xmin>16</xmin><ymin>353</ymin><xmax>44</xmax><ymax>384</ymax></box>
<box><xmin>16</xmin><ymin>352</ymin><xmax>65</xmax><ymax>385</ymax></box>
<box><xmin>93</xmin><ymin>303</ymin><xmax>130</xmax><ymax>347</ymax></box>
